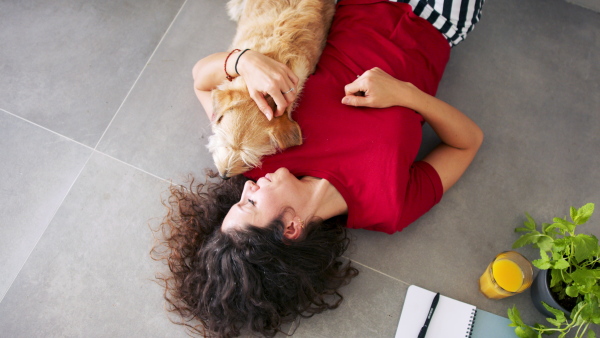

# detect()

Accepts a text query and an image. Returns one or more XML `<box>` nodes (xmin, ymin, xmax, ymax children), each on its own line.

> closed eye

<box><xmin>248</xmin><ymin>198</ymin><xmax>256</xmax><ymax>206</ymax></box>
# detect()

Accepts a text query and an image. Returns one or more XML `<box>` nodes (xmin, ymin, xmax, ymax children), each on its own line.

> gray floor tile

<box><xmin>96</xmin><ymin>0</ymin><xmax>236</xmax><ymax>184</ymax></box>
<box><xmin>2</xmin><ymin>0</ymin><xmax>599</xmax><ymax>336</ymax></box>
<box><xmin>290</xmin><ymin>263</ymin><xmax>408</xmax><ymax>338</ymax></box>
<box><xmin>347</xmin><ymin>0</ymin><xmax>600</xmax><ymax>329</ymax></box>
<box><xmin>0</xmin><ymin>0</ymin><xmax>185</xmax><ymax>147</ymax></box>
<box><xmin>566</xmin><ymin>0</ymin><xmax>600</xmax><ymax>12</ymax></box>
<box><xmin>0</xmin><ymin>110</ymin><xmax>91</xmax><ymax>302</ymax></box>
<box><xmin>0</xmin><ymin>152</ymin><xmax>186</xmax><ymax>337</ymax></box>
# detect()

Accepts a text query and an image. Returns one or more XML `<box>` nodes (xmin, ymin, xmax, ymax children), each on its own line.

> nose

<box><xmin>245</xmin><ymin>180</ymin><xmax>258</xmax><ymax>191</ymax></box>
<box><xmin>220</xmin><ymin>171</ymin><xmax>230</xmax><ymax>180</ymax></box>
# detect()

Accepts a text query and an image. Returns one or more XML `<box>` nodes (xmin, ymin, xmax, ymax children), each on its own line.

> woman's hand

<box><xmin>341</xmin><ymin>67</ymin><xmax>417</xmax><ymax>109</ymax></box>
<box><xmin>342</xmin><ymin>67</ymin><xmax>483</xmax><ymax>194</ymax></box>
<box><xmin>236</xmin><ymin>50</ymin><xmax>299</xmax><ymax>120</ymax></box>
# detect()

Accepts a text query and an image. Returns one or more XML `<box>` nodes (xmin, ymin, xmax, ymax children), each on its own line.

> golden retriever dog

<box><xmin>208</xmin><ymin>0</ymin><xmax>335</xmax><ymax>179</ymax></box>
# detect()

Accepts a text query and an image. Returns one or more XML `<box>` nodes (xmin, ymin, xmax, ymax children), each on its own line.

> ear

<box><xmin>211</xmin><ymin>88</ymin><xmax>232</xmax><ymax>124</ymax></box>
<box><xmin>268</xmin><ymin>116</ymin><xmax>303</xmax><ymax>150</ymax></box>
<box><xmin>283</xmin><ymin>218</ymin><xmax>304</xmax><ymax>241</ymax></box>
<box><xmin>210</xmin><ymin>89</ymin><xmax>223</xmax><ymax>123</ymax></box>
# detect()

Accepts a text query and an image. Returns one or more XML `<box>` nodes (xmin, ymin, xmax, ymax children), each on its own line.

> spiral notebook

<box><xmin>395</xmin><ymin>285</ymin><xmax>516</xmax><ymax>338</ymax></box>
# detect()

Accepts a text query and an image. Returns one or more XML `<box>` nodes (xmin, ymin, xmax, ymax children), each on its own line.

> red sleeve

<box><xmin>396</xmin><ymin>161</ymin><xmax>443</xmax><ymax>230</ymax></box>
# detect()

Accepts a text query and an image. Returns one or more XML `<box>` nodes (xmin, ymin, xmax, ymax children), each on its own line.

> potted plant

<box><xmin>507</xmin><ymin>203</ymin><xmax>600</xmax><ymax>338</ymax></box>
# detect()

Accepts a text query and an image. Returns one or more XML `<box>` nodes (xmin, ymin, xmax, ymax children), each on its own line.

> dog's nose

<box><xmin>220</xmin><ymin>171</ymin><xmax>230</xmax><ymax>180</ymax></box>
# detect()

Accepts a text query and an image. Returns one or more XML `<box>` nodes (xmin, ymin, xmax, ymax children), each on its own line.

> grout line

<box><xmin>96</xmin><ymin>151</ymin><xmax>172</xmax><ymax>184</ymax></box>
<box><xmin>282</xmin><ymin>258</ymin><xmax>409</xmax><ymax>336</ymax></box>
<box><xmin>0</xmin><ymin>150</ymin><xmax>95</xmax><ymax>305</ymax></box>
<box><xmin>93</xmin><ymin>0</ymin><xmax>190</xmax><ymax>150</ymax></box>
<box><xmin>0</xmin><ymin>0</ymin><xmax>190</xmax><ymax>304</ymax></box>
<box><xmin>345</xmin><ymin>257</ymin><xmax>412</xmax><ymax>287</ymax></box>
<box><xmin>0</xmin><ymin>108</ymin><xmax>94</xmax><ymax>151</ymax></box>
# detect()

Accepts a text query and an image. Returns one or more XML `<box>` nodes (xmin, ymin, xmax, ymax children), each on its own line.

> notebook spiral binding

<box><xmin>466</xmin><ymin>309</ymin><xmax>477</xmax><ymax>337</ymax></box>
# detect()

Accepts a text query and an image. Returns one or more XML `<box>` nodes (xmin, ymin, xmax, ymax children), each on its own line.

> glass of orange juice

<box><xmin>479</xmin><ymin>251</ymin><xmax>533</xmax><ymax>299</ymax></box>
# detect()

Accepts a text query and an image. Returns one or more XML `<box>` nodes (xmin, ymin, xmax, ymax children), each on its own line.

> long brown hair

<box><xmin>152</xmin><ymin>172</ymin><xmax>358</xmax><ymax>337</ymax></box>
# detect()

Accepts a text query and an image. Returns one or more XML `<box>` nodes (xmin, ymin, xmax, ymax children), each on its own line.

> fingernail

<box><xmin>342</xmin><ymin>97</ymin><xmax>349</xmax><ymax>105</ymax></box>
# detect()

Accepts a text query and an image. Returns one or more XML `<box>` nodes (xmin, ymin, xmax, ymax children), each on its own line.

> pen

<box><xmin>417</xmin><ymin>292</ymin><xmax>440</xmax><ymax>338</ymax></box>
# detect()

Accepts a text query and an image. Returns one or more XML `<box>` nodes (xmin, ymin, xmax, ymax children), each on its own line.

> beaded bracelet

<box><xmin>234</xmin><ymin>49</ymin><xmax>251</xmax><ymax>75</ymax></box>
<box><xmin>224</xmin><ymin>49</ymin><xmax>241</xmax><ymax>81</ymax></box>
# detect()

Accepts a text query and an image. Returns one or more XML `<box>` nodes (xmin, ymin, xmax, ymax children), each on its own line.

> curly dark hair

<box><xmin>151</xmin><ymin>172</ymin><xmax>359</xmax><ymax>337</ymax></box>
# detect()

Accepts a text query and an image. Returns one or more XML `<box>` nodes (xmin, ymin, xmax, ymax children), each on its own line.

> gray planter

<box><xmin>530</xmin><ymin>269</ymin><xmax>572</xmax><ymax>318</ymax></box>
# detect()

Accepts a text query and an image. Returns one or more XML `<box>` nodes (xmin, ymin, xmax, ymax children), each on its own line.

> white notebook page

<box><xmin>395</xmin><ymin>285</ymin><xmax>476</xmax><ymax>338</ymax></box>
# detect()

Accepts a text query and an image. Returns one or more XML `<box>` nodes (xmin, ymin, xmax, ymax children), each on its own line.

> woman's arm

<box><xmin>192</xmin><ymin>50</ymin><xmax>299</xmax><ymax>121</ymax></box>
<box><xmin>342</xmin><ymin>68</ymin><xmax>483</xmax><ymax>193</ymax></box>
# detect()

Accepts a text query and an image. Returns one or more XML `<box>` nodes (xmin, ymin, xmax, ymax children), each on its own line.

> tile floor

<box><xmin>1</xmin><ymin>0</ymin><xmax>599</xmax><ymax>336</ymax></box>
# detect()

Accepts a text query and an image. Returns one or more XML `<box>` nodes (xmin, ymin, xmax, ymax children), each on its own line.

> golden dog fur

<box><xmin>208</xmin><ymin>0</ymin><xmax>335</xmax><ymax>178</ymax></box>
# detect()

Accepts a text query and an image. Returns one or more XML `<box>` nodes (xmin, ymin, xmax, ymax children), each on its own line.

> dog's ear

<box><xmin>211</xmin><ymin>89</ymin><xmax>228</xmax><ymax>124</ymax></box>
<box><xmin>268</xmin><ymin>116</ymin><xmax>303</xmax><ymax>150</ymax></box>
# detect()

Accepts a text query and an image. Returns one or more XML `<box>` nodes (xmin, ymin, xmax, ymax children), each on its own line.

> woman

<box><xmin>155</xmin><ymin>0</ymin><xmax>485</xmax><ymax>337</ymax></box>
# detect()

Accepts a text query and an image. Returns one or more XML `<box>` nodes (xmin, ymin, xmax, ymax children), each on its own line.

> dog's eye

<box><xmin>216</xmin><ymin>114</ymin><xmax>224</xmax><ymax>124</ymax></box>
<box><xmin>247</xmin><ymin>198</ymin><xmax>256</xmax><ymax>206</ymax></box>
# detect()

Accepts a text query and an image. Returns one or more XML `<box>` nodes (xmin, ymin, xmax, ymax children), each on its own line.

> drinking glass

<box><xmin>479</xmin><ymin>251</ymin><xmax>533</xmax><ymax>299</ymax></box>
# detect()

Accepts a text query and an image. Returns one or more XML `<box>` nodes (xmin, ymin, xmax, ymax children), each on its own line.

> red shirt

<box><xmin>244</xmin><ymin>0</ymin><xmax>450</xmax><ymax>234</ymax></box>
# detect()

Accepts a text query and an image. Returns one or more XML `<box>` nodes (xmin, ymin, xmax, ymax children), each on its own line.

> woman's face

<box><xmin>222</xmin><ymin>168</ymin><xmax>307</xmax><ymax>231</ymax></box>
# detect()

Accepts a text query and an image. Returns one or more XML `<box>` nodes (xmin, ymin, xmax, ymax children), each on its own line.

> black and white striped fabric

<box><xmin>337</xmin><ymin>0</ymin><xmax>485</xmax><ymax>47</ymax></box>
<box><xmin>398</xmin><ymin>0</ymin><xmax>485</xmax><ymax>46</ymax></box>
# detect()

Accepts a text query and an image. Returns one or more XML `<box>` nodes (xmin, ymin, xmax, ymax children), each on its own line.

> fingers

<box><xmin>341</xmin><ymin>68</ymin><xmax>385</xmax><ymax>107</ymax></box>
<box><xmin>250</xmin><ymin>85</ymin><xmax>296</xmax><ymax>120</ymax></box>
<box><xmin>288</xmin><ymin>70</ymin><xmax>299</xmax><ymax>88</ymax></box>
<box><xmin>271</xmin><ymin>91</ymin><xmax>289</xmax><ymax>117</ymax></box>
<box><xmin>344</xmin><ymin>79</ymin><xmax>363</xmax><ymax>96</ymax></box>
<box><xmin>347</xmin><ymin>67</ymin><xmax>383</xmax><ymax>91</ymax></box>
<box><xmin>250</xmin><ymin>91</ymin><xmax>274</xmax><ymax>120</ymax></box>
<box><xmin>272</xmin><ymin>79</ymin><xmax>297</xmax><ymax>117</ymax></box>
<box><xmin>239</xmin><ymin>52</ymin><xmax>299</xmax><ymax>119</ymax></box>
<box><xmin>342</xmin><ymin>95</ymin><xmax>369</xmax><ymax>107</ymax></box>
<box><xmin>269</xmin><ymin>67</ymin><xmax>298</xmax><ymax>117</ymax></box>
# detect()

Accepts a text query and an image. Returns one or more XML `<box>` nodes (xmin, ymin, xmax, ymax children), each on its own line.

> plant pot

<box><xmin>530</xmin><ymin>269</ymin><xmax>572</xmax><ymax>318</ymax></box>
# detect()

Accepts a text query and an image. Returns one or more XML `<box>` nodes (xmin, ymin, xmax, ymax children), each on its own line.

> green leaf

<box><xmin>579</xmin><ymin>294</ymin><xmax>600</xmax><ymax>324</ymax></box>
<box><xmin>587</xmin><ymin>330</ymin><xmax>596</xmax><ymax>338</ymax></box>
<box><xmin>508</xmin><ymin>306</ymin><xmax>540</xmax><ymax>338</ymax></box>
<box><xmin>553</xmin><ymin>238</ymin><xmax>569</xmax><ymax>252</ymax></box>
<box><xmin>514</xmin><ymin>326</ymin><xmax>537</xmax><ymax>338</ymax></box>
<box><xmin>508</xmin><ymin>306</ymin><xmax>526</xmax><ymax>327</ymax></box>
<box><xmin>533</xmin><ymin>260</ymin><xmax>552</xmax><ymax>270</ymax></box>
<box><xmin>542</xmin><ymin>301</ymin><xmax>567</xmax><ymax>323</ymax></box>
<box><xmin>533</xmin><ymin>250</ymin><xmax>553</xmax><ymax>270</ymax></box>
<box><xmin>573</xmin><ymin>203</ymin><xmax>595</xmax><ymax>225</ymax></box>
<box><xmin>553</xmin><ymin>258</ymin><xmax>570</xmax><ymax>270</ymax></box>
<box><xmin>550</xmin><ymin>218</ymin><xmax>572</xmax><ymax>235</ymax></box>
<box><xmin>513</xmin><ymin>232</ymin><xmax>542</xmax><ymax>249</ymax></box>
<box><xmin>572</xmin><ymin>234</ymin><xmax>599</xmax><ymax>263</ymax></box>
<box><xmin>524</xmin><ymin>213</ymin><xmax>537</xmax><ymax>230</ymax></box>
<box><xmin>570</xmin><ymin>206</ymin><xmax>577</xmax><ymax>223</ymax></box>
<box><xmin>537</xmin><ymin>236</ymin><xmax>555</xmax><ymax>252</ymax></box>
<box><xmin>561</xmin><ymin>271</ymin><xmax>574</xmax><ymax>284</ymax></box>
<box><xmin>565</xmin><ymin>285</ymin><xmax>580</xmax><ymax>298</ymax></box>
<box><xmin>550</xmin><ymin>269</ymin><xmax>564</xmax><ymax>288</ymax></box>
<box><xmin>545</xmin><ymin>317</ymin><xmax>563</xmax><ymax>327</ymax></box>
<box><xmin>571</xmin><ymin>269</ymin><xmax>596</xmax><ymax>286</ymax></box>
<box><xmin>552</xmin><ymin>250</ymin><xmax>564</xmax><ymax>261</ymax></box>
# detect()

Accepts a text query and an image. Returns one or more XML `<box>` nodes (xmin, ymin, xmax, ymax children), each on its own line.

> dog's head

<box><xmin>208</xmin><ymin>87</ymin><xmax>302</xmax><ymax>179</ymax></box>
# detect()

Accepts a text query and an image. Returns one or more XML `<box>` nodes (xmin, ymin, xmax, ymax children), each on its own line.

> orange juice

<box><xmin>478</xmin><ymin>251</ymin><xmax>533</xmax><ymax>299</ymax></box>
<box><xmin>492</xmin><ymin>259</ymin><xmax>523</xmax><ymax>292</ymax></box>
<box><xmin>479</xmin><ymin>265</ymin><xmax>508</xmax><ymax>299</ymax></box>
